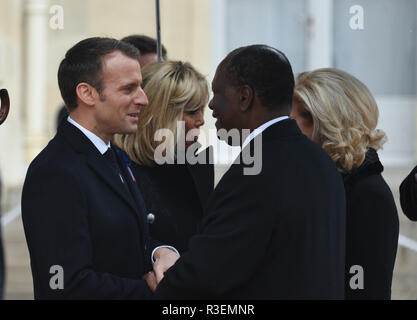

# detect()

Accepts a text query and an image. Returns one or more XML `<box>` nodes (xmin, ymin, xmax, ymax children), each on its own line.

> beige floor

<box><xmin>1</xmin><ymin>166</ymin><xmax>416</xmax><ymax>299</ymax></box>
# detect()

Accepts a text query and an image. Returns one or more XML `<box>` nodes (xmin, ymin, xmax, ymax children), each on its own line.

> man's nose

<box><xmin>135</xmin><ymin>87</ymin><xmax>148</xmax><ymax>106</ymax></box>
<box><xmin>208</xmin><ymin>98</ymin><xmax>214</xmax><ymax>110</ymax></box>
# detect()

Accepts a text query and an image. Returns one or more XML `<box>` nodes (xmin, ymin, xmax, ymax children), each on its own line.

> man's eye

<box><xmin>124</xmin><ymin>85</ymin><xmax>136</xmax><ymax>93</ymax></box>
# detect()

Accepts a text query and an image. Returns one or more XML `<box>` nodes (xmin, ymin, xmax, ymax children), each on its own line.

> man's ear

<box><xmin>76</xmin><ymin>83</ymin><xmax>99</xmax><ymax>107</ymax></box>
<box><xmin>239</xmin><ymin>85</ymin><xmax>254</xmax><ymax>112</ymax></box>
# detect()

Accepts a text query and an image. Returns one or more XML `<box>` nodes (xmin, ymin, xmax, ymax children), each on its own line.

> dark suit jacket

<box><xmin>22</xmin><ymin>119</ymin><xmax>157</xmax><ymax>299</ymax></box>
<box><xmin>342</xmin><ymin>148</ymin><xmax>398</xmax><ymax>300</ymax></box>
<box><xmin>155</xmin><ymin>119</ymin><xmax>346</xmax><ymax>299</ymax></box>
<box><xmin>399</xmin><ymin>165</ymin><xmax>417</xmax><ymax>221</ymax></box>
<box><xmin>130</xmin><ymin>147</ymin><xmax>214</xmax><ymax>254</ymax></box>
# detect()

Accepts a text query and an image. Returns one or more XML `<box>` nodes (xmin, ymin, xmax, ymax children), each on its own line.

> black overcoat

<box><xmin>155</xmin><ymin>119</ymin><xmax>347</xmax><ymax>299</ymax></box>
<box><xmin>22</xmin><ymin>120</ymin><xmax>157</xmax><ymax>299</ymax></box>
<box><xmin>343</xmin><ymin>149</ymin><xmax>399</xmax><ymax>299</ymax></box>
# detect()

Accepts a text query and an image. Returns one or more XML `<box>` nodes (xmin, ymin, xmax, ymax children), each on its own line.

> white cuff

<box><xmin>151</xmin><ymin>245</ymin><xmax>180</xmax><ymax>264</ymax></box>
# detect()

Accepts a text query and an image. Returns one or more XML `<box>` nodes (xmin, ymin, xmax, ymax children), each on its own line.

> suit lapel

<box><xmin>86</xmin><ymin>152</ymin><xmax>140</xmax><ymax>214</ymax></box>
<box><xmin>58</xmin><ymin>120</ymin><xmax>147</xmax><ymax>231</ymax></box>
<box><xmin>114</xmin><ymin>150</ymin><xmax>150</xmax><ymax>240</ymax></box>
<box><xmin>89</xmin><ymin>150</ymin><xmax>150</xmax><ymax>247</ymax></box>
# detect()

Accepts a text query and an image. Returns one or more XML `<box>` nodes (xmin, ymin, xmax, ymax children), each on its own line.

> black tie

<box><xmin>103</xmin><ymin>148</ymin><xmax>125</xmax><ymax>184</ymax></box>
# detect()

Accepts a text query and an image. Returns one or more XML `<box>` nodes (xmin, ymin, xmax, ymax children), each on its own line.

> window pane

<box><xmin>333</xmin><ymin>0</ymin><xmax>417</xmax><ymax>96</ymax></box>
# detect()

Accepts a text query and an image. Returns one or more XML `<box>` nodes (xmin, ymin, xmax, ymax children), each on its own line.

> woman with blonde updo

<box><xmin>116</xmin><ymin>61</ymin><xmax>213</xmax><ymax>254</ymax></box>
<box><xmin>291</xmin><ymin>68</ymin><xmax>399</xmax><ymax>300</ymax></box>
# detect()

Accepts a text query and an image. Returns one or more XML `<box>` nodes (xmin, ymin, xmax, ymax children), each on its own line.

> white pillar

<box><xmin>211</xmin><ymin>0</ymin><xmax>227</xmax><ymax>73</ymax></box>
<box><xmin>209</xmin><ymin>0</ymin><xmax>241</xmax><ymax>168</ymax></box>
<box><xmin>306</xmin><ymin>0</ymin><xmax>333</xmax><ymax>70</ymax></box>
<box><xmin>24</xmin><ymin>0</ymin><xmax>48</xmax><ymax>162</ymax></box>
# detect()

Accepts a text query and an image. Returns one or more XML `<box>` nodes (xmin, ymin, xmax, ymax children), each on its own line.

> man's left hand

<box><xmin>153</xmin><ymin>247</ymin><xmax>180</xmax><ymax>284</ymax></box>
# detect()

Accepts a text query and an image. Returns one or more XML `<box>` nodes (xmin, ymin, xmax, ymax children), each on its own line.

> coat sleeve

<box><xmin>155</xmin><ymin>167</ymin><xmax>275</xmax><ymax>299</ymax></box>
<box><xmin>399</xmin><ymin>166</ymin><xmax>417</xmax><ymax>221</ymax></box>
<box><xmin>21</xmin><ymin>164</ymin><xmax>152</xmax><ymax>300</ymax></box>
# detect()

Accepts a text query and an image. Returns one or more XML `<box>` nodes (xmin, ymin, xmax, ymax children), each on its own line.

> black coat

<box><xmin>155</xmin><ymin>119</ymin><xmax>346</xmax><ymax>299</ymax></box>
<box><xmin>399</xmin><ymin>165</ymin><xmax>417</xmax><ymax>221</ymax></box>
<box><xmin>22</xmin><ymin>120</ymin><xmax>158</xmax><ymax>299</ymax></box>
<box><xmin>342</xmin><ymin>148</ymin><xmax>399</xmax><ymax>300</ymax></box>
<box><xmin>129</xmin><ymin>148</ymin><xmax>214</xmax><ymax>254</ymax></box>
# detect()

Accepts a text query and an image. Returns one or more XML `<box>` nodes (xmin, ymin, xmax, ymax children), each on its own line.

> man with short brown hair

<box><xmin>22</xmin><ymin>37</ymin><xmax>178</xmax><ymax>299</ymax></box>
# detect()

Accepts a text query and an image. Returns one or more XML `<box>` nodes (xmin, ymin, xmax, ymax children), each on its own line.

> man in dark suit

<box><xmin>149</xmin><ymin>45</ymin><xmax>346</xmax><ymax>299</ymax></box>
<box><xmin>22</xmin><ymin>37</ymin><xmax>178</xmax><ymax>299</ymax></box>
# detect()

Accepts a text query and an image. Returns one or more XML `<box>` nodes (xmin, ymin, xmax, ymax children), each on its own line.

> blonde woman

<box><xmin>116</xmin><ymin>61</ymin><xmax>213</xmax><ymax>254</ymax></box>
<box><xmin>291</xmin><ymin>68</ymin><xmax>399</xmax><ymax>299</ymax></box>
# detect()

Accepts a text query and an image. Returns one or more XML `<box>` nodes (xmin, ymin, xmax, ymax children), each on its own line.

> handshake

<box><xmin>144</xmin><ymin>247</ymin><xmax>180</xmax><ymax>293</ymax></box>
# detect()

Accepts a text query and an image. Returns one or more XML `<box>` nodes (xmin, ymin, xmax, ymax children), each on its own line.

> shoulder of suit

<box><xmin>27</xmin><ymin>135</ymin><xmax>85</xmax><ymax>176</ymax></box>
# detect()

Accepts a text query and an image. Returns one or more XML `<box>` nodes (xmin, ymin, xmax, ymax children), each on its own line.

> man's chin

<box><xmin>122</xmin><ymin>125</ymin><xmax>138</xmax><ymax>135</ymax></box>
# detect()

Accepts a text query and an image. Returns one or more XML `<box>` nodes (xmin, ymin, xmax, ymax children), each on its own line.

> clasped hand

<box><xmin>143</xmin><ymin>247</ymin><xmax>179</xmax><ymax>293</ymax></box>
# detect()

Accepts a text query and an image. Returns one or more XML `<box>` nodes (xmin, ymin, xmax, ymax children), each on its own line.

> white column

<box><xmin>209</xmin><ymin>0</ymin><xmax>241</xmax><ymax>169</ymax></box>
<box><xmin>24</xmin><ymin>0</ymin><xmax>48</xmax><ymax>162</ymax></box>
<box><xmin>306</xmin><ymin>0</ymin><xmax>333</xmax><ymax>70</ymax></box>
<box><xmin>211</xmin><ymin>0</ymin><xmax>227</xmax><ymax>73</ymax></box>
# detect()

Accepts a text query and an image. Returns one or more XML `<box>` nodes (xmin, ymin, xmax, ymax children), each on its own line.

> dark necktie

<box><xmin>103</xmin><ymin>148</ymin><xmax>125</xmax><ymax>184</ymax></box>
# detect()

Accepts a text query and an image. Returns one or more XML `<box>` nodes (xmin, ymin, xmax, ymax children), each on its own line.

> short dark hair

<box><xmin>121</xmin><ymin>35</ymin><xmax>168</xmax><ymax>60</ymax></box>
<box><xmin>58</xmin><ymin>37</ymin><xmax>140</xmax><ymax>111</ymax></box>
<box><xmin>223</xmin><ymin>44</ymin><xmax>294</xmax><ymax>111</ymax></box>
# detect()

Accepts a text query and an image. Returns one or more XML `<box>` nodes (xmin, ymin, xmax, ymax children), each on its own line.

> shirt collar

<box><xmin>67</xmin><ymin>116</ymin><xmax>111</xmax><ymax>155</ymax></box>
<box><xmin>241</xmin><ymin>116</ymin><xmax>289</xmax><ymax>150</ymax></box>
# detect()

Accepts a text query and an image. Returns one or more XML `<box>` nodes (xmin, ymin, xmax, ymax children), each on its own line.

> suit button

<box><xmin>147</xmin><ymin>213</ymin><xmax>155</xmax><ymax>224</ymax></box>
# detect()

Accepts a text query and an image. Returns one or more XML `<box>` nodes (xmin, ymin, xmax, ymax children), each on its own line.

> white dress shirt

<box><xmin>241</xmin><ymin>116</ymin><xmax>289</xmax><ymax>150</ymax></box>
<box><xmin>67</xmin><ymin>116</ymin><xmax>110</xmax><ymax>154</ymax></box>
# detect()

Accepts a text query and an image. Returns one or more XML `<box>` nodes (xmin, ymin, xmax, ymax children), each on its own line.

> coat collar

<box><xmin>241</xmin><ymin>116</ymin><xmax>290</xmax><ymax>149</ymax></box>
<box><xmin>258</xmin><ymin>118</ymin><xmax>303</xmax><ymax>142</ymax></box>
<box><xmin>57</xmin><ymin>119</ymin><xmax>148</xmax><ymax>235</ymax></box>
<box><xmin>58</xmin><ymin>117</ymin><xmax>103</xmax><ymax>157</ymax></box>
<box><xmin>67</xmin><ymin>116</ymin><xmax>110</xmax><ymax>154</ymax></box>
<box><xmin>240</xmin><ymin>118</ymin><xmax>303</xmax><ymax>156</ymax></box>
<box><xmin>341</xmin><ymin>148</ymin><xmax>383</xmax><ymax>186</ymax></box>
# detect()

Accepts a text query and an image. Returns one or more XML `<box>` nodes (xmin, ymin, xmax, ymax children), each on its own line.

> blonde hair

<box><xmin>293</xmin><ymin>68</ymin><xmax>386</xmax><ymax>172</ymax></box>
<box><xmin>115</xmin><ymin>61</ymin><xmax>209</xmax><ymax>166</ymax></box>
